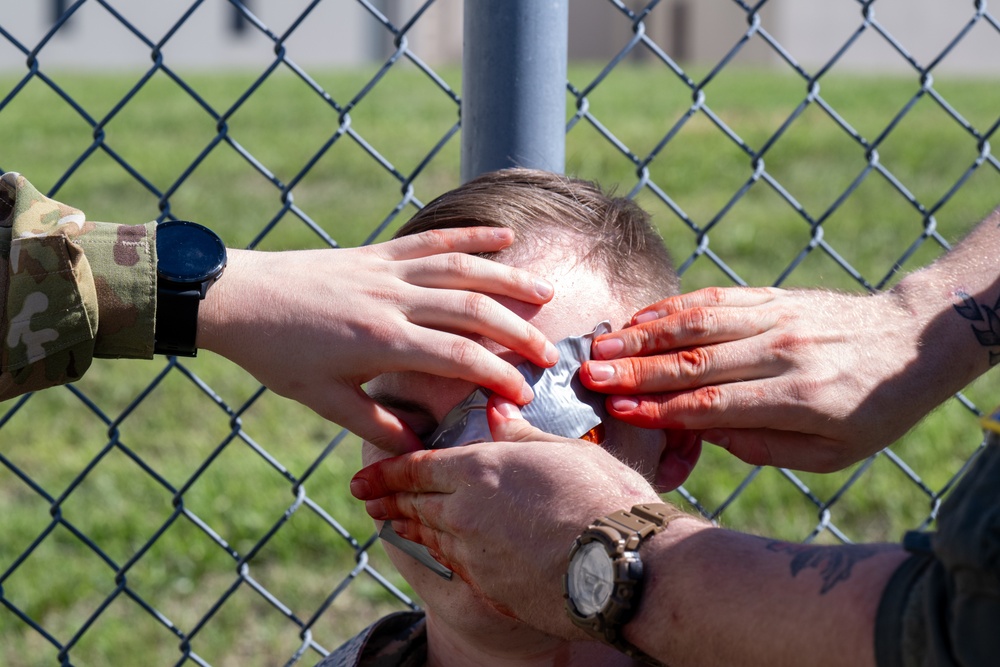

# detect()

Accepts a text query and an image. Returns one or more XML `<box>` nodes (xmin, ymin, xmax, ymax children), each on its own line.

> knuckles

<box><xmin>447</xmin><ymin>336</ymin><xmax>481</xmax><ymax>371</ymax></box>
<box><xmin>770</xmin><ymin>331</ymin><xmax>808</xmax><ymax>358</ymax></box>
<box><xmin>671</xmin><ymin>385</ymin><xmax>726</xmax><ymax>416</ymax></box>
<box><xmin>677</xmin><ymin>306</ymin><xmax>720</xmax><ymax>338</ymax></box>
<box><xmin>693</xmin><ymin>385</ymin><xmax>726</xmax><ymax>412</ymax></box>
<box><xmin>676</xmin><ymin>347</ymin><xmax>712</xmax><ymax>384</ymax></box>
<box><xmin>446</xmin><ymin>251</ymin><xmax>474</xmax><ymax>276</ymax></box>
<box><xmin>696</xmin><ymin>286</ymin><xmax>730</xmax><ymax>305</ymax></box>
<box><xmin>462</xmin><ymin>291</ymin><xmax>491</xmax><ymax>323</ymax></box>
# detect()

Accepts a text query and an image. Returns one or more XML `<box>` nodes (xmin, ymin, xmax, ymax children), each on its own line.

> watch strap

<box><xmin>573</xmin><ymin>502</ymin><xmax>679</xmax><ymax>666</ymax></box>
<box><xmin>154</xmin><ymin>287</ymin><xmax>202</xmax><ymax>357</ymax></box>
<box><xmin>594</xmin><ymin>503</ymin><xmax>676</xmax><ymax>551</ymax></box>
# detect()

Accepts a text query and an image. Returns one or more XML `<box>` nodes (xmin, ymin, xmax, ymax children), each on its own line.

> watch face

<box><xmin>567</xmin><ymin>541</ymin><xmax>614</xmax><ymax>616</ymax></box>
<box><xmin>157</xmin><ymin>220</ymin><xmax>227</xmax><ymax>283</ymax></box>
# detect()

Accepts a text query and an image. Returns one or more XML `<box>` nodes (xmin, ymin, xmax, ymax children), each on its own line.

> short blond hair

<box><xmin>396</xmin><ymin>168</ymin><xmax>679</xmax><ymax>308</ymax></box>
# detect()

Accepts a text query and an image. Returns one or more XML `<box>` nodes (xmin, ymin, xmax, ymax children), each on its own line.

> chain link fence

<box><xmin>1</xmin><ymin>0</ymin><xmax>999</xmax><ymax>665</ymax></box>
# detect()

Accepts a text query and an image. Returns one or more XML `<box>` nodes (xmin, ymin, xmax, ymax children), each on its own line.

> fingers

<box><xmin>365</xmin><ymin>487</ymin><xmax>444</xmax><ymax>525</ymax></box>
<box><xmin>602</xmin><ymin>381</ymin><xmax>794</xmax><ymax>431</ymax></box>
<box><xmin>701</xmin><ymin>428</ymin><xmax>852</xmax><ymax>473</ymax></box>
<box><xmin>403</xmin><ymin>290</ymin><xmax>558</xmax><ymax>372</ymax></box>
<box><xmin>351</xmin><ymin>448</ymin><xmax>455</xmax><ymax>499</ymax></box>
<box><xmin>402</xmin><ymin>251</ymin><xmax>555</xmax><ymax>306</ymax></box>
<box><xmin>582</xmin><ymin>337</ymin><xmax>784</xmax><ymax>394</ymax></box>
<box><xmin>390</xmin><ymin>327</ymin><xmax>537</xmax><ymax>404</ymax></box>
<box><xmin>387</xmin><ymin>519</ymin><xmax>472</xmax><ymax>585</ymax></box>
<box><xmin>486</xmin><ymin>395</ymin><xmax>578</xmax><ymax>444</ymax></box>
<box><xmin>388</xmin><ymin>518</ymin><xmax>444</xmax><ymax>557</ymax></box>
<box><xmin>591</xmin><ymin>303</ymin><xmax>779</xmax><ymax>362</ymax></box>
<box><xmin>376</xmin><ymin>226</ymin><xmax>515</xmax><ymax>260</ymax></box>
<box><xmin>306</xmin><ymin>385</ymin><xmax>424</xmax><ymax>456</ymax></box>
<box><xmin>629</xmin><ymin>286</ymin><xmax>779</xmax><ymax>324</ymax></box>
<box><xmin>379</xmin><ymin>225</ymin><xmax>552</xmax><ymax>310</ymax></box>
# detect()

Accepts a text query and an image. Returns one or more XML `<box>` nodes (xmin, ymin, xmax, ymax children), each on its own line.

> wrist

<box><xmin>563</xmin><ymin>503</ymin><xmax>703</xmax><ymax>661</ymax></box>
<box><xmin>890</xmin><ymin>261</ymin><xmax>990</xmax><ymax>393</ymax></box>
<box><xmin>619</xmin><ymin>516</ymin><xmax>712</xmax><ymax>659</ymax></box>
<box><xmin>197</xmin><ymin>248</ymin><xmax>250</xmax><ymax>356</ymax></box>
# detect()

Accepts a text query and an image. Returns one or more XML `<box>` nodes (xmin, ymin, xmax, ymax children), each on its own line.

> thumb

<box><xmin>487</xmin><ymin>395</ymin><xmax>568</xmax><ymax>444</ymax></box>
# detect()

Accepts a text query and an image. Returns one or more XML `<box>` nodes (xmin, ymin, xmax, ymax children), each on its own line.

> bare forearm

<box><xmin>191</xmin><ymin>234</ymin><xmax>560</xmax><ymax>452</ymax></box>
<box><xmin>626</xmin><ymin>521</ymin><xmax>909</xmax><ymax>667</ymax></box>
<box><xmin>581</xmin><ymin>207</ymin><xmax>1000</xmax><ymax>471</ymax></box>
<box><xmin>891</xmin><ymin>206</ymin><xmax>1000</xmax><ymax>393</ymax></box>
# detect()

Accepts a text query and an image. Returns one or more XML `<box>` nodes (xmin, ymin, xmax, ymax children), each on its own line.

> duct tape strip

<box><xmin>380</xmin><ymin>321</ymin><xmax>612</xmax><ymax>579</ymax></box>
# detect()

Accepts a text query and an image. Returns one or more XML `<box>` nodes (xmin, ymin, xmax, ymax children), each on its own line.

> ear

<box><xmin>653</xmin><ymin>430</ymin><xmax>702</xmax><ymax>492</ymax></box>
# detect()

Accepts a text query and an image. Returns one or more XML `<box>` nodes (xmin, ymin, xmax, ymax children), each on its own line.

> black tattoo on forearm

<box><xmin>766</xmin><ymin>542</ymin><xmax>881</xmax><ymax>594</ymax></box>
<box><xmin>954</xmin><ymin>290</ymin><xmax>1000</xmax><ymax>366</ymax></box>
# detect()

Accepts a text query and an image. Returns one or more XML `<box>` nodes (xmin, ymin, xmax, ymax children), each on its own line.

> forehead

<box><xmin>368</xmin><ymin>249</ymin><xmax>631</xmax><ymax>422</ymax></box>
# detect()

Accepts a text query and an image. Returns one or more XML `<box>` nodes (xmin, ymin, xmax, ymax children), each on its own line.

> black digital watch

<box><xmin>154</xmin><ymin>220</ymin><xmax>227</xmax><ymax>357</ymax></box>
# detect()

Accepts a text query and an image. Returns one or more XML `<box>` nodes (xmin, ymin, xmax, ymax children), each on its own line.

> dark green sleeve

<box><xmin>875</xmin><ymin>430</ymin><xmax>1000</xmax><ymax>667</ymax></box>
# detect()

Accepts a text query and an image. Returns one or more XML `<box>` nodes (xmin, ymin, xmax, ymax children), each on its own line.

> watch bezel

<box><xmin>564</xmin><ymin>527</ymin><xmax>644</xmax><ymax>630</ymax></box>
<box><xmin>563</xmin><ymin>503</ymin><xmax>677</xmax><ymax>663</ymax></box>
<box><xmin>156</xmin><ymin>220</ymin><xmax>228</xmax><ymax>285</ymax></box>
<box><xmin>566</xmin><ymin>540</ymin><xmax>616</xmax><ymax>616</ymax></box>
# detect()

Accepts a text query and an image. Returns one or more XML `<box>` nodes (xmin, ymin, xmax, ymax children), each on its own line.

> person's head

<box><xmin>363</xmin><ymin>168</ymin><xmax>700</xmax><ymax>654</ymax></box>
<box><xmin>397</xmin><ymin>167</ymin><xmax>679</xmax><ymax>309</ymax></box>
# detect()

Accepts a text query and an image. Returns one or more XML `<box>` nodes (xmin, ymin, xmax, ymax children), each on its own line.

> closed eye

<box><xmin>369</xmin><ymin>390</ymin><xmax>439</xmax><ymax>439</ymax></box>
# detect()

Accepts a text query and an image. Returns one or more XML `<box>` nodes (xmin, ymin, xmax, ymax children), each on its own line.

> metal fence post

<box><xmin>461</xmin><ymin>0</ymin><xmax>568</xmax><ymax>182</ymax></box>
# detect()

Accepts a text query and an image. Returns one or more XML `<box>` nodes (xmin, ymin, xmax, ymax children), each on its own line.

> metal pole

<box><xmin>461</xmin><ymin>0</ymin><xmax>568</xmax><ymax>182</ymax></box>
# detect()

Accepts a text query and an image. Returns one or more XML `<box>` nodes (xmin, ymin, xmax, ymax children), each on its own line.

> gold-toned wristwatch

<box><xmin>564</xmin><ymin>502</ymin><xmax>678</xmax><ymax>664</ymax></box>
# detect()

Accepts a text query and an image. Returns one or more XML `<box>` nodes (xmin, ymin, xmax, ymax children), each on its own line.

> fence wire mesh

<box><xmin>1</xmin><ymin>0</ymin><xmax>998</xmax><ymax>665</ymax></box>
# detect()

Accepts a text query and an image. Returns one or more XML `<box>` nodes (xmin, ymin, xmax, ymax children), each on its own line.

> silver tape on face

<box><xmin>426</xmin><ymin>320</ymin><xmax>612</xmax><ymax>449</ymax></box>
<box><xmin>380</xmin><ymin>321</ymin><xmax>612</xmax><ymax>579</ymax></box>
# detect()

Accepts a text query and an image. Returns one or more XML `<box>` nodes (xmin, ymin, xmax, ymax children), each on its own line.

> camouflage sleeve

<box><xmin>0</xmin><ymin>172</ymin><xmax>157</xmax><ymax>401</ymax></box>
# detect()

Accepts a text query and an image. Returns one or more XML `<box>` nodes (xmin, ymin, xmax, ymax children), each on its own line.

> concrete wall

<box><xmin>0</xmin><ymin>0</ymin><xmax>995</xmax><ymax>74</ymax></box>
<box><xmin>775</xmin><ymin>0</ymin><xmax>1000</xmax><ymax>74</ymax></box>
<box><xmin>0</xmin><ymin>0</ymin><xmax>411</xmax><ymax>71</ymax></box>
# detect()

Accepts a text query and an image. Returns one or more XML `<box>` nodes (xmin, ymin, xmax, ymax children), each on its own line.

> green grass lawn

<box><xmin>1</xmin><ymin>63</ymin><xmax>999</xmax><ymax>665</ymax></box>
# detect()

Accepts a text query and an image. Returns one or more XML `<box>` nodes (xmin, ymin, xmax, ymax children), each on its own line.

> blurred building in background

<box><xmin>0</xmin><ymin>0</ymin><xmax>996</xmax><ymax>73</ymax></box>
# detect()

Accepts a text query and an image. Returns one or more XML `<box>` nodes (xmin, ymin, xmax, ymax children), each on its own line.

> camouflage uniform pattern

<box><xmin>315</xmin><ymin>611</ymin><xmax>427</xmax><ymax>667</ymax></box>
<box><xmin>876</xmin><ymin>405</ymin><xmax>1000</xmax><ymax>666</ymax></box>
<box><xmin>0</xmin><ymin>172</ymin><xmax>157</xmax><ymax>401</ymax></box>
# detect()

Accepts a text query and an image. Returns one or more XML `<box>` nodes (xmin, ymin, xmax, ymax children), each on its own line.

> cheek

<box><xmin>602</xmin><ymin>422</ymin><xmax>663</xmax><ymax>480</ymax></box>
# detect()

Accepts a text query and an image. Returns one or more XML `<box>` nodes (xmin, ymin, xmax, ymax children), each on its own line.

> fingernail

<box><xmin>588</xmin><ymin>362</ymin><xmax>615</xmax><ymax>382</ymax></box>
<box><xmin>702</xmin><ymin>429</ymin><xmax>730</xmax><ymax>451</ymax></box>
<box><xmin>365</xmin><ymin>498</ymin><xmax>387</xmax><ymax>520</ymax></box>
<box><xmin>535</xmin><ymin>279</ymin><xmax>554</xmax><ymax>299</ymax></box>
<box><xmin>610</xmin><ymin>396</ymin><xmax>639</xmax><ymax>412</ymax></box>
<box><xmin>634</xmin><ymin>311</ymin><xmax>659</xmax><ymax>325</ymax></box>
<box><xmin>544</xmin><ymin>341</ymin><xmax>560</xmax><ymax>366</ymax></box>
<box><xmin>593</xmin><ymin>338</ymin><xmax>624</xmax><ymax>359</ymax></box>
<box><xmin>520</xmin><ymin>383</ymin><xmax>535</xmax><ymax>404</ymax></box>
<box><xmin>350</xmin><ymin>478</ymin><xmax>372</xmax><ymax>500</ymax></box>
<box><xmin>495</xmin><ymin>397</ymin><xmax>523</xmax><ymax>419</ymax></box>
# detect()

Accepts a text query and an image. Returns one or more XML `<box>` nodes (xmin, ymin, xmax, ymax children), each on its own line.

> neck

<box><xmin>423</xmin><ymin>611</ymin><xmax>639</xmax><ymax>667</ymax></box>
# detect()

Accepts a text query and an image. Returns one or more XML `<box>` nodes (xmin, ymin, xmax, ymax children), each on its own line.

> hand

<box><xmin>199</xmin><ymin>227</ymin><xmax>559</xmax><ymax>454</ymax></box>
<box><xmin>580</xmin><ymin>286</ymin><xmax>957</xmax><ymax>472</ymax></box>
<box><xmin>350</xmin><ymin>395</ymin><xmax>663</xmax><ymax>638</ymax></box>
